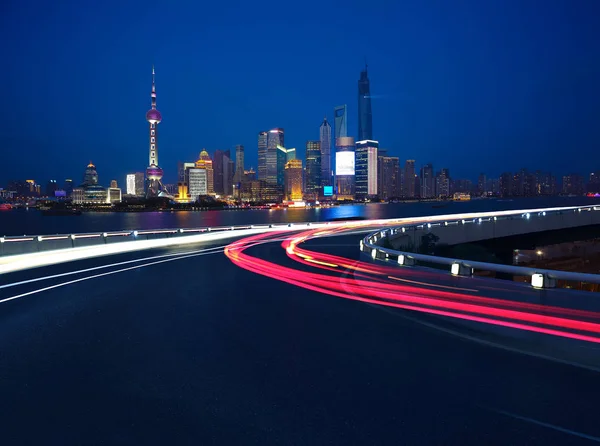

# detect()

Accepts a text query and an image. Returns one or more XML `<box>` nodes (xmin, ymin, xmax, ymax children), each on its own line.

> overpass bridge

<box><xmin>2</xmin><ymin>204</ymin><xmax>600</xmax><ymax>444</ymax></box>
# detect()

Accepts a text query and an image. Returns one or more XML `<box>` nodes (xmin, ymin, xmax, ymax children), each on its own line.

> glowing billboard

<box><xmin>336</xmin><ymin>151</ymin><xmax>355</xmax><ymax>176</ymax></box>
<box><xmin>323</xmin><ymin>186</ymin><xmax>333</xmax><ymax>196</ymax></box>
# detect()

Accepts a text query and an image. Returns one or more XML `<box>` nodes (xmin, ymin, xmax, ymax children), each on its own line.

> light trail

<box><xmin>225</xmin><ymin>227</ymin><xmax>600</xmax><ymax>344</ymax></box>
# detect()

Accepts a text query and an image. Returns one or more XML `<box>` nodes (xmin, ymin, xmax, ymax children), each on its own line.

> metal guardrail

<box><xmin>361</xmin><ymin>205</ymin><xmax>600</xmax><ymax>289</ymax></box>
<box><xmin>0</xmin><ymin>221</ymin><xmax>332</xmax><ymax>257</ymax></box>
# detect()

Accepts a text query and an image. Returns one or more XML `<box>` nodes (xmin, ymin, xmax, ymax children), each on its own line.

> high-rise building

<box><xmin>319</xmin><ymin>117</ymin><xmax>332</xmax><ymax>188</ymax></box>
<box><xmin>126</xmin><ymin>174</ymin><xmax>136</xmax><ymax>195</ymax></box>
<box><xmin>195</xmin><ymin>150</ymin><xmax>214</xmax><ymax>194</ymax></box>
<box><xmin>223</xmin><ymin>150</ymin><xmax>234</xmax><ymax>196</ymax></box>
<box><xmin>276</xmin><ymin>145</ymin><xmax>295</xmax><ymax>187</ymax></box>
<box><xmin>145</xmin><ymin>66</ymin><xmax>168</xmax><ymax>198</ymax></box>
<box><xmin>305</xmin><ymin>141</ymin><xmax>321</xmax><ymax>199</ymax></box>
<box><xmin>478</xmin><ymin>173</ymin><xmax>487</xmax><ymax>195</ymax></box>
<box><xmin>562</xmin><ymin>174</ymin><xmax>585</xmax><ymax>195</ymax></box>
<box><xmin>358</xmin><ymin>65</ymin><xmax>373</xmax><ymax>141</ymax></box>
<box><xmin>435</xmin><ymin>169</ymin><xmax>450</xmax><ymax>197</ymax></box>
<box><xmin>46</xmin><ymin>180</ymin><xmax>58</xmax><ymax>197</ymax></box>
<box><xmin>334</xmin><ymin>105</ymin><xmax>347</xmax><ymax>140</ymax></box>
<box><xmin>377</xmin><ymin>155</ymin><xmax>400</xmax><ymax>200</ymax></box>
<box><xmin>499</xmin><ymin>172</ymin><xmax>513</xmax><ymax>197</ymax></box>
<box><xmin>64</xmin><ymin>179</ymin><xmax>73</xmax><ymax>197</ymax></box>
<box><xmin>355</xmin><ymin>140</ymin><xmax>378</xmax><ymax>199</ymax></box>
<box><xmin>257</xmin><ymin>131</ymin><xmax>268</xmax><ymax>181</ymax></box>
<box><xmin>266</xmin><ymin>128</ymin><xmax>284</xmax><ymax>185</ymax></box>
<box><xmin>420</xmin><ymin>163</ymin><xmax>434</xmax><ymax>198</ymax></box>
<box><xmin>284</xmin><ymin>159</ymin><xmax>303</xmax><ymax>201</ymax></box>
<box><xmin>83</xmin><ymin>162</ymin><xmax>99</xmax><ymax>186</ymax></box>
<box><xmin>233</xmin><ymin>145</ymin><xmax>245</xmax><ymax>184</ymax></box>
<box><xmin>212</xmin><ymin>150</ymin><xmax>228</xmax><ymax>195</ymax></box>
<box><xmin>335</xmin><ymin>136</ymin><xmax>355</xmax><ymax>199</ymax></box>
<box><xmin>106</xmin><ymin>187</ymin><xmax>122</xmax><ymax>204</ymax></box>
<box><xmin>403</xmin><ymin>160</ymin><xmax>415</xmax><ymax>198</ymax></box>
<box><xmin>110</xmin><ymin>179</ymin><xmax>118</xmax><ymax>189</ymax></box>
<box><xmin>188</xmin><ymin>168</ymin><xmax>208</xmax><ymax>200</ymax></box>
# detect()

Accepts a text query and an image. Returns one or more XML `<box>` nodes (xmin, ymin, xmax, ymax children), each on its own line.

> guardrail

<box><xmin>0</xmin><ymin>221</ymin><xmax>327</xmax><ymax>257</ymax></box>
<box><xmin>361</xmin><ymin>205</ymin><xmax>600</xmax><ymax>289</ymax></box>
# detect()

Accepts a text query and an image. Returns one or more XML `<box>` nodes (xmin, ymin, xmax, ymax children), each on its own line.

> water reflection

<box><xmin>1</xmin><ymin>197</ymin><xmax>599</xmax><ymax>236</ymax></box>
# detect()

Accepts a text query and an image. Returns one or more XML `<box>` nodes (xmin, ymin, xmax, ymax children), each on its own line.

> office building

<box><xmin>335</xmin><ymin>136</ymin><xmax>355</xmax><ymax>199</ymax></box>
<box><xmin>257</xmin><ymin>131</ymin><xmax>268</xmax><ymax>181</ymax></box>
<box><xmin>266</xmin><ymin>128</ymin><xmax>284</xmax><ymax>185</ymax></box>
<box><xmin>334</xmin><ymin>105</ymin><xmax>347</xmax><ymax>140</ymax></box>
<box><xmin>64</xmin><ymin>179</ymin><xmax>74</xmax><ymax>197</ymax></box>
<box><xmin>305</xmin><ymin>140</ymin><xmax>321</xmax><ymax>199</ymax></box>
<box><xmin>319</xmin><ymin>117</ymin><xmax>332</xmax><ymax>188</ymax></box>
<box><xmin>420</xmin><ymin>163</ymin><xmax>435</xmax><ymax>198</ymax></box>
<box><xmin>435</xmin><ymin>168</ymin><xmax>450</xmax><ymax>197</ymax></box>
<box><xmin>188</xmin><ymin>168</ymin><xmax>208</xmax><ymax>200</ymax></box>
<box><xmin>46</xmin><ymin>180</ymin><xmax>58</xmax><ymax>197</ymax></box>
<box><xmin>195</xmin><ymin>150</ymin><xmax>214</xmax><ymax>194</ymax></box>
<box><xmin>377</xmin><ymin>155</ymin><xmax>400</xmax><ymax>200</ymax></box>
<box><xmin>106</xmin><ymin>187</ymin><xmax>122</xmax><ymax>203</ymax></box>
<box><xmin>358</xmin><ymin>65</ymin><xmax>373</xmax><ymax>141</ymax></box>
<box><xmin>355</xmin><ymin>140</ymin><xmax>378</xmax><ymax>199</ymax></box>
<box><xmin>284</xmin><ymin>159</ymin><xmax>303</xmax><ymax>201</ymax></box>
<box><xmin>233</xmin><ymin>144</ymin><xmax>244</xmax><ymax>183</ymax></box>
<box><xmin>110</xmin><ymin>179</ymin><xmax>118</xmax><ymax>189</ymax></box>
<box><xmin>403</xmin><ymin>160</ymin><xmax>415</xmax><ymax>198</ymax></box>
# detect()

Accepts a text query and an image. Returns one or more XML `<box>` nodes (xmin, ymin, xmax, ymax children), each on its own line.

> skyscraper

<box><xmin>403</xmin><ymin>160</ymin><xmax>415</xmax><ymax>198</ymax></box>
<box><xmin>355</xmin><ymin>140</ymin><xmax>378</xmax><ymax>199</ymax></box>
<box><xmin>358</xmin><ymin>65</ymin><xmax>373</xmax><ymax>141</ymax></box>
<box><xmin>257</xmin><ymin>131</ymin><xmax>268</xmax><ymax>181</ymax></box>
<box><xmin>145</xmin><ymin>66</ymin><xmax>167</xmax><ymax>198</ymax></box>
<box><xmin>335</xmin><ymin>136</ymin><xmax>355</xmax><ymax>199</ymax></box>
<box><xmin>284</xmin><ymin>159</ymin><xmax>303</xmax><ymax>201</ymax></box>
<box><xmin>233</xmin><ymin>145</ymin><xmax>245</xmax><ymax>183</ymax></box>
<box><xmin>266</xmin><ymin>128</ymin><xmax>284</xmax><ymax>185</ymax></box>
<box><xmin>435</xmin><ymin>168</ymin><xmax>450</xmax><ymax>197</ymax></box>
<box><xmin>420</xmin><ymin>163</ymin><xmax>434</xmax><ymax>198</ymax></box>
<box><xmin>334</xmin><ymin>105</ymin><xmax>347</xmax><ymax>140</ymax></box>
<box><xmin>319</xmin><ymin>117</ymin><xmax>332</xmax><ymax>188</ymax></box>
<box><xmin>195</xmin><ymin>150</ymin><xmax>214</xmax><ymax>194</ymax></box>
<box><xmin>213</xmin><ymin>150</ymin><xmax>226</xmax><ymax>195</ymax></box>
<box><xmin>377</xmin><ymin>155</ymin><xmax>400</xmax><ymax>200</ymax></box>
<box><xmin>305</xmin><ymin>141</ymin><xmax>321</xmax><ymax>199</ymax></box>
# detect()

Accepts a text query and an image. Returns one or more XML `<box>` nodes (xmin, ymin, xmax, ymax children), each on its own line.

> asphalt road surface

<box><xmin>1</xmin><ymin>233</ymin><xmax>599</xmax><ymax>445</ymax></box>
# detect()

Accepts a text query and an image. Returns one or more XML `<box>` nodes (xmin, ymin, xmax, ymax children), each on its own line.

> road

<box><xmin>1</xmin><ymin>227</ymin><xmax>600</xmax><ymax>445</ymax></box>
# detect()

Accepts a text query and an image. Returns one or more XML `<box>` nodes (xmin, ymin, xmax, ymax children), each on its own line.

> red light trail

<box><xmin>225</xmin><ymin>226</ymin><xmax>600</xmax><ymax>344</ymax></box>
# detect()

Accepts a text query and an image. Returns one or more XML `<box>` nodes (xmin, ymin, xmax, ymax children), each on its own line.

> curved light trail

<box><xmin>225</xmin><ymin>225</ymin><xmax>600</xmax><ymax>344</ymax></box>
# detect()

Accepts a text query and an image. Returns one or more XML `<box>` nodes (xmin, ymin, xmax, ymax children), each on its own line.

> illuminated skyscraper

<box><xmin>257</xmin><ymin>131</ymin><xmax>268</xmax><ymax>181</ymax></box>
<box><xmin>358</xmin><ymin>65</ymin><xmax>373</xmax><ymax>141</ymax></box>
<box><xmin>355</xmin><ymin>140</ymin><xmax>378</xmax><ymax>199</ymax></box>
<box><xmin>284</xmin><ymin>159</ymin><xmax>303</xmax><ymax>201</ymax></box>
<box><xmin>334</xmin><ymin>105</ymin><xmax>347</xmax><ymax>140</ymax></box>
<box><xmin>319</xmin><ymin>117</ymin><xmax>332</xmax><ymax>188</ymax></box>
<box><xmin>266</xmin><ymin>128</ymin><xmax>284</xmax><ymax>185</ymax></box>
<box><xmin>305</xmin><ymin>140</ymin><xmax>321</xmax><ymax>199</ymax></box>
<box><xmin>195</xmin><ymin>150</ymin><xmax>214</xmax><ymax>194</ymax></box>
<box><xmin>145</xmin><ymin>67</ymin><xmax>168</xmax><ymax>198</ymax></box>
<box><xmin>377</xmin><ymin>155</ymin><xmax>400</xmax><ymax>200</ymax></box>
<box><xmin>335</xmin><ymin>136</ymin><xmax>355</xmax><ymax>199</ymax></box>
<box><xmin>83</xmin><ymin>162</ymin><xmax>99</xmax><ymax>186</ymax></box>
<box><xmin>233</xmin><ymin>144</ymin><xmax>245</xmax><ymax>183</ymax></box>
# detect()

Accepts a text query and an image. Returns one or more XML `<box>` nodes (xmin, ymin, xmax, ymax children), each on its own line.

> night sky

<box><xmin>1</xmin><ymin>0</ymin><xmax>599</xmax><ymax>187</ymax></box>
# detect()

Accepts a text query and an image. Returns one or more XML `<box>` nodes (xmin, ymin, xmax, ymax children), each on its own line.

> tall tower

<box><xmin>319</xmin><ymin>117</ymin><xmax>332</xmax><ymax>188</ymax></box>
<box><xmin>334</xmin><ymin>105</ymin><xmax>347</xmax><ymax>140</ymax></box>
<box><xmin>358</xmin><ymin>64</ymin><xmax>373</xmax><ymax>141</ymax></box>
<box><xmin>145</xmin><ymin>66</ymin><xmax>166</xmax><ymax>198</ymax></box>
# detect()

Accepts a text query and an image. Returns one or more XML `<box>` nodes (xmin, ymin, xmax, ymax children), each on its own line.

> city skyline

<box><xmin>1</xmin><ymin>1</ymin><xmax>599</xmax><ymax>185</ymax></box>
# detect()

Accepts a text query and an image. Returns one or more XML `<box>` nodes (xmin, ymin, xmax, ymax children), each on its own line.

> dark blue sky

<box><xmin>1</xmin><ymin>0</ymin><xmax>599</xmax><ymax>187</ymax></box>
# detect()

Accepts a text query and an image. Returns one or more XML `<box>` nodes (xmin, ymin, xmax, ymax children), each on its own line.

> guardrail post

<box><xmin>70</xmin><ymin>234</ymin><xmax>76</xmax><ymax>248</ymax></box>
<box><xmin>531</xmin><ymin>273</ymin><xmax>556</xmax><ymax>289</ymax></box>
<box><xmin>451</xmin><ymin>263</ymin><xmax>472</xmax><ymax>276</ymax></box>
<box><xmin>0</xmin><ymin>237</ymin><xmax>4</xmax><ymax>256</ymax></box>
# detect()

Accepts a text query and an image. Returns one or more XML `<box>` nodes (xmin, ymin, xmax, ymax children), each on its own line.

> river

<box><xmin>1</xmin><ymin>197</ymin><xmax>598</xmax><ymax>236</ymax></box>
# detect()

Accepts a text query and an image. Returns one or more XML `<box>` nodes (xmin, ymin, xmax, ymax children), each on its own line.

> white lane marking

<box><xmin>486</xmin><ymin>407</ymin><xmax>600</xmax><ymax>443</ymax></box>
<box><xmin>0</xmin><ymin>250</ymin><xmax>221</xmax><ymax>305</ymax></box>
<box><xmin>0</xmin><ymin>236</ymin><xmax>293</xmax><ymax>299</ymax></box>
<box><xmin>0</xmin><ymin>245</ymin><xmax>227</xmax><ymax>290</ymax></box>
